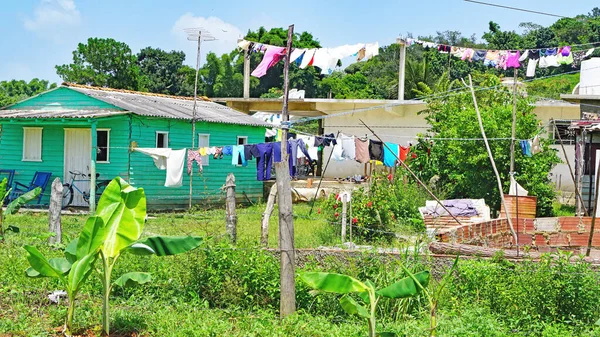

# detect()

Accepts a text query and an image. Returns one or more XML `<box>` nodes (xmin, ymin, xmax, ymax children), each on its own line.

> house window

<box><xmin>198</xmin><ymin>134</ymin><xmax>210</xmax><ymax>166</ymax></box>
<box><xmin>237</xmin><ymin>136</ymin><xmax>248</xmax><ymax>166</ymax></box>
<box><xmin>156</xmin><ymin>132</ymin><xmax>169</xmax><ymax>148</ymax></box>
<box><xmin>22</xmin><ymin>127</ymin><xmax>42</xmax><ymax>161</ymax></box>
<box><xmin>96</xmin><ymin>129</ymin><xmax>110</xmax><ymax>163</ymax></box>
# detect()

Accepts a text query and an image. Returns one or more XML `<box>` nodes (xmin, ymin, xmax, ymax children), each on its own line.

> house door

<box><xmin>64</xmin><ymin>129</ymin><xmax>91</xmax><ymax>206</ymax></box>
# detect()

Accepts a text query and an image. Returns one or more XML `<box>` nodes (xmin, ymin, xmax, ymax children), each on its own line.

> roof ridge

<box><xmin>63</xmin><ymin>82</ymin><xmax>212</xmax><ymax>102</ymax></box>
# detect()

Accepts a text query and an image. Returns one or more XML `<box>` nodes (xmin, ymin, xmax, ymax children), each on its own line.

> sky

<box><xmin>1</xmin><ymin>0</ymin><xmax>598</xmax><ymax>84</ymax></box>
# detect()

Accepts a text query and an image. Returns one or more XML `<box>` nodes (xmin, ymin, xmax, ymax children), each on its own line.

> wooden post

<box><xmin>48</xmin><ymin>178</ymin><xmax>63</xmax><ymax>244</ymax></box>
<box><xmin>397</xmin><ymin>38</ymin><xmax>406</xmax><ymax>101</ymax></box>
<box><xmin>276</xmin><ymin>24</ymin><xmax>296</xmax><ymax>318</ymax></box>
<box><xmin>467</xmin><ymin>75</ymin><xmax>518</xmax><ymax>245</ymax></box>
<box><xmin>587</xmin><ymin>155</ymin><xmax>600</xmax><ymax>256</ymax></box>
<box><xmin>225</xmin><ymin>173</ymin><xmax>237</xmax><ymax>243</ymax></box>
<box><xmin>89</xmin><ymin>122</ymin><xmax>97</xmax><ymax>213</ymax></box>
<box><xmin>261</xmin><ymin>184</ymin><xmax>277</xmax><ymax>247</ymax></box>
<box><xmin>189</xmin><ymin>31</ymin><xmax>203</xmax><ymax>209</ymax></box>
<box><xmin>576</xmin><ymin>129</ymin><xmax>585</xmax><ymax>215</ymax></box>
<box><xmin>553</xmin><ymin>120</ymin><xmax>588</xmax><ymax>216</ymax></box>
<box><xmin>510</xmin><ymin>69</ymin><xmax>518</xmax><ymax>174</ymax></box>
<box><xmin>341</xmin><ymin>194</ymin><xmax>348</xmax><ymax>243</ymax></box>
<box><xmin>243</xmin><ymin>48</ymin><xmax>250</xmax><ymax>98</ymax></box>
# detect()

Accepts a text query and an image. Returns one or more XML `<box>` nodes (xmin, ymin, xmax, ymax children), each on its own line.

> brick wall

<box><xmin>434</xmin><ymin>217</ymin><xmax>599</xmax><ymax>252</ymax></box>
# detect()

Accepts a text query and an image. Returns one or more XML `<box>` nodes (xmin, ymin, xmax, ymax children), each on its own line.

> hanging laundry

<box><xmin>438</xmin><ymin>45</ymin><xmax>451</xmax><ymax>53</ymax></box>
<box><xmin>520</xmin><ymin>140</ymin><xmax>532</xmax><ymax>157</ymax></box>
<box><xmin>213</xmin><ymin>147</ymin><xmax>223</xmax><ymax>159</ymax></box>
<box><xmin>187</xmin><ymin>150</ymin><xmax>203</xmax><ymax>175</ymax></box>
<box><xmin>354</xmin><ymin>137</ymin><xmax>370</xmax><ymax>164</ymax></box>
<box><xmin>251</xmin><ymin>46</ymin><xmax>287</xmax><ymax>78</ymax></box>
<box><xmin>299</xmin><ymin>49</ymin><xmax>317</xmax><ymax>69</ymax></box>
<box><xmin>289</xmin><ymin>139</ymin><xmax>312</xmax><ymax>162</ymax></box>
<box><xmin>256</xmin><ymin>143</ymin><xmax>274</xmax><ymax>181</ymax></box>
<box><xmin>496</xmin><ymin>51</ymin><xmax>508</xmax><ymax>70</ymax></box>
<box><xmin>461</xmin><ymin>48</ymin><xmax>474</xmax><ymax>61</ymax></box>
<box><xmin>199</xmin><ymin>147</ymin><xmax>208</xmax><ymax>156</ymax></box>
<box><xmin>572</xmin><ymin>48</ymin><xmax>595</xmax><ymax>68</ymax></box>
<box><xmin>539</xmin><ymin>54</ymin><xmax>559</xmax><ymax>68</ymax></box>
<box><xmin>399</xmin><ymin>146</ymin><xmax>410</xmax><ymax>162</ymax></box>
<box><xmin>208</xmin><ymin>147</ymin><xmax>217</xmax><ymax>155</ymax></box>
<box><xmin>509</xmin><ymin>175</ymin><xmax>529</xmax><ymax>196</ymax></box>
<box><xmin>232</xmin><ymin>145</ymin><xmax>247</xmax><ymax>166</ymax></box>
<box><xmin>312</xmin><ymin>48</ymin><xmax>338</xmax><ymax>75</ymax></box>
<box><xmin>543</xmin><ymin>48</ymin><xmax>558</xmax><ymax>56</ymax></box>
<box><xmin>290</xmin><ymin>48</ymin><xmax>307</xmax><ymax>64</ymax></box>
<box><xmin>450</xmin><ymin>46</ymin><xmax>465</xmax><ymax>58</ymax></box>
<box><xmin>369</xmin><ymin>140</ymin><xmax>384</xmax><ymax>162</ymax></box>
<box><xmin>531</xmin><ymin>135</ymin><xmax>542</xmax><ymax>155</ymax></box>
<box><xmin>505</xmin><ymin>51</ymin><xmax>521</xmax><ymax>68</ymax></box>
<box><xmin>340</xmin><ymin>134</ymin><xmax>356</xmax><ymax>160</ymax></box>
<box><xmin>244</xmin><ymin>144</ymin><xmax>259</xmax><ymax>161</ymax></box>
<box><xmin>557</xmin><ymin>47</ymin><xmax>573</xmax><ymax>65</ymax></box>
<box><xmin>356</xmin><ymin>47</ymin><xmax>366</xmax><ymax>61</ymax></box>
<box><xmin>237</xmin><ymin>40</ymin><xmax>252</xmax><ymax>50</ymax></box>
<box><xmin>222</xmin><ymin>146</ymin><xmax>233</xmax><ymax>156</ymax></box>
<box><xmin>383</xmin><ymin>142</ymin><xmax>399</xmax><ymax>167</ymax></box>
<box><xmin>422</xmin><ymin>42</ymin><xmax>437</xmax><ymax>49</ymax></box>
<box><xmin>518</xmin><ymin>50</ymin><xmax>529</xmax><ymax>62</ymax></box>
<box><xmin>526</xmin><ymin>59</ymin><xmax>539</xmax><ymax>78</ymax></box>
<box><xmin>331</xmin><ymin>138</ymin><xmax>345</xmax><ymax>161</ymax></box>
<box><xmin>472</xmin><ymin>50</ymin><xmax>487</xmax><ymax>62</ymax></box>
<box><xmin>484</xmin><ymin>50</ymin><xmax>500</xmax><ymax>67</ymax></box>
<box><xmin>314</xmin><ymin>133</ymin><xmax>337</xmax><ymax>147</ymax></box>
<box><xmin>363</xmin><ymin>42</ymin><xmax>379</xmax><ymax>60</ymax></box>
<box><xmin>561</xmin><ymin>46</ymin><xmax>571</xmax><ymax>56</ymax></box>
<box><xmin>134</xmin><ymin>148</ymin><xmax>186</xmax><ymax>188</ymax></box>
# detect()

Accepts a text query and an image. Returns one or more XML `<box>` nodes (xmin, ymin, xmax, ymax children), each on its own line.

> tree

<box><xmin>0</xmin><ymin>79</ymin><xmax>57</xmax><ymax>107</ymax></box>
<box><xmin>410</xmin><ymin>73</ymin><xmax>560</xmax><ymax>216</ymax></box>
<box><xmin>137</xmin><ymin>47</ymin><xmax>193</xmax><ymax>96</ymax></box>
<box><xmin>482</xmin><ymin>22</ymin><xmax>523</xmax><ymax>49</ymax></box>
<box><xmin>56</xmin><ymin>38</ymin><xmax>143</xmax><ymax>90</ymax></box>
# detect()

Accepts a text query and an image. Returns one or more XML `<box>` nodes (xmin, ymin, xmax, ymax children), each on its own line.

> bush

<box><xmin>449</xmin><ymin>251</ymin><xmax>600</xmax><ymax>331</ymax></box>
<box><xmin>322</xmin><ymin>172</ymin><xmax>427</xmax><ymax>242</ymax></box>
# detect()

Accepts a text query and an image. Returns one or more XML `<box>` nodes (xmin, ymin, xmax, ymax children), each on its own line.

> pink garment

<box><xmin>461</xmin><ymin>48</ymin><xmax>474</xmax><ymax>61</ymax></box>
<box><xmin>187</xmin><ymin>150</ymin><xmax>202</xmax><ymax>175</ymax></box>
<box><xmin>506</xmin><ymin>51</ymin><xmax>521</xmax><ymax>68</ymax></box>
<box><xmin>251</xmin><ymin>46</ymin><xmax>286</xmax><ymax>78</ymax></box>
<box><xmin>496</xmin><ymin>51</ymin><xmax>508</xmax><ymax>70</ymax></box>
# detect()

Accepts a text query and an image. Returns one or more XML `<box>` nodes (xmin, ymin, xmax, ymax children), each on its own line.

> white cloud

<box><xmin>171</xmin><ymin>13</ymin><xmax>243</xmax><ymax>65</ymax></box>
<box><xmin>24</xmin><ymin>0</ymin><xmax>81</xmax><ymax>40</ymax></box>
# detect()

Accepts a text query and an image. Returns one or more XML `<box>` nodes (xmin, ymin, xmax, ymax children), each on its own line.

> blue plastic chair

<box><xmin>0</xmin><ymin>169</ymin><xmax>15</xmax><ymax>192</ymax></box>
<box><xmin>9</xmin><ymin>171</ymin><xmax>52</xmax><ymax>204</ymax></box>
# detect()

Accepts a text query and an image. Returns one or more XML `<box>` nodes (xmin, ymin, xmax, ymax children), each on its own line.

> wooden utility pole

<box><xmin>189</xmin><ymin>31</ymin><xmax>203</xmax><ymax>209</ymax></box>
<box><xmin>48</xmin><ymin>178</ymin><xmax>63</xmax><ymax>244</ymax></box>
<box><xmin>225</xmin><ymin>173</ymin><xmax>237</xmax><ymax>243</ymax></box>
<box><xmin>276</xmin><ymin>24</ymin><xmax>296</xmax><ymax>318</ymax></box>
<box><xmin>468</xmin><ymin>75</ymin><xmax>518</xmax><ymax>245</ymax></box>
<box><xmin>243</xmin><ymin>47</ymin><xmax>250</xmax><ymax>98</ymax></box>
<box><xmin>510</xmin><ymin>69</ymin><xmax>518</xmax><ymax>174</ymax></box>
<box><xmin>397</xmin><ymin>38</ymin><xmax>406</xmax><ymax>101</ymax></box>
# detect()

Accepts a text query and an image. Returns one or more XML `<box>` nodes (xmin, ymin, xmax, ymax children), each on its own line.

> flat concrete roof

<box><xmin>561</xmin><ymin>94</ymin><xmax>600</xmax><ymax>103</ymax></box>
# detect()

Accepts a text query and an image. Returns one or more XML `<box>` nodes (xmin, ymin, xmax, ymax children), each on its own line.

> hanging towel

<box><xmin>331</xmin><ymin>138</ymin><xmax>345</xmax><ymax>161</ymax></box>
<box><xmin>289</xmin><ymin>48</ymin><xmax>306</xmax><ymax>64</ymax></box>
<box><xmin>399</xmin><ymin>146</ymin><xmax>410</xmax><ymax>162</ymax></box>
<box><xmin>520</xmin><ymin>140</ymin><xmax>532</xmax><ymax>157</ymax></box>
<box><xmin>134</xmin><ymin>148</ymin><xmax>185</xmax><ymax>188</ymax></box>
<box><xmin>354</xmin><ymin>137</ymin><xmax>370</xmax><ymax>164</ymax></box>
<box><xmin>383</xmin><ymin>142</ymin><xmax>399</xmax><ymax>167</ymax></box>
<box><xmin>340</xmin><ymin>134</ymin><xmax>356</xmax><ymax>160</ymax></box>
<box><xmin>526</xmin><ymin>59</ymin><xmax>538</xmax><ymax>78</ymax></box>
<box><xmin>519</xmin><ymin>50</ymin><xmax>529</xmax><ymax>62</ymax></box>
<box><xmin>509</xmin><ymin>176</ymin><xmax>529</xmax><ymax>196</ymax></box>
<box><xmin>539</xmin><ymin>55</ymin><xmax>559</xmax><ymax>68</ymax></box>
<box><xmin>251</xmin><ymin>46</ymin><xmax>286</xmax><ymax>78</ymax></box>
<box><xmin>312</xmin><ymin>48</ymin><xmax>338</xmax><ymax>75</ymax></box>
<box><xmin>299</xmin><ymin>49</ymin><xmax>317</xmax><ymax>69</ymax></box>
<box><xmin>531</xmin><ymin>136</ymin><xmax>542</xmax><ymax>155</ymax></box>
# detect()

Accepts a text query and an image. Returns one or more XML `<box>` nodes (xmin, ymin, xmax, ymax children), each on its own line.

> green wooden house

<box><xmin>0</xmin><ymin>84</ymin><xmax>268</xmax><ymax>210</ymax></box>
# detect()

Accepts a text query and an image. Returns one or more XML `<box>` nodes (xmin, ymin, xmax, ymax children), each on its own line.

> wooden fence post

<box><xmin>48</xmin><ymin>178</ymin><xmax>63</xmax><ymax>244</ymax></box>
<box><xmin>261</xmin><ymin>184</ymin><xmax>277</xmax><ymax>247</ymax></box>
<box><xmin>225</xmin><ymin>173</ymin><xmax>237</xmax><ymax>243</ymax></box>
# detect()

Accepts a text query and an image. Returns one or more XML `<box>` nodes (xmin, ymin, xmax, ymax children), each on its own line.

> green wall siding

<box><xmin>6</xmin><ymin>87</ymin><xmax>122</xmax><ymax>110</ymax></box>
<box><xmin>0</xmin><ymin>116</ymin><xmax>130</xmax><ymax>205</ymax></box>
<box><xmin>128</xmin><ymin>116</ymin><xmax>265</xmax><ymax>209</ymax></box>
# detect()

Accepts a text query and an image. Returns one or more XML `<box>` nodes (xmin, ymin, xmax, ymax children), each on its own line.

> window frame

<box><xmin>198</xmin><ymin>133</ymin><xmax>210</xmax><ymax>166</ymax></box>
<box><xmin>155</xmin><ymin>131</ymin><xmax>169</xmax><ymax>148</ymax></box>
<box><xmin>22</xmin><ymin>127</ymin><xmax>43</xmax><ymax>162</ymax></box>
<box><xmin>96</xmin><ymin>128</ymin><xmax>111</xmax><ymax>164</ymax></box>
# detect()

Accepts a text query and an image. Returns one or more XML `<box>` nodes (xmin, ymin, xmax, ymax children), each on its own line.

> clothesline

<box><xmin>237</xmin><ymin>39</ymin><xmax>379</xmax><ymax>77</ymax></box>
<box><xmin>406</xmin><ymin>37</ymin><xmax>600</xmax><ymax>54</ymax></box>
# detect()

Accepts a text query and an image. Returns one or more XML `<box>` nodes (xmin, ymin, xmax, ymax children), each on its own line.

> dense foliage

<box><xmin>0</xmin><ymin>79</ymin><xmax>56</xmax><ymax>108</ymax></box>
<box><xmin>410</xmin><ymin>73</ymin><xmax>560</xmax><ymax>216</ymax></box>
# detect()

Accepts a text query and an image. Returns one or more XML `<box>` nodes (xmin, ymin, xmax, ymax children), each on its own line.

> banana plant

<box><xmin>25</xmin><ymin>177</ymin><xmax>204</xmax><ymax>337</ymax></box>
<box><xmin>0</xmin><ymin>178</ymin><xmax>41</xmax><ymax>240</ymax></box>
<box><xmin>301</xmin><ymin>270</ymin><xmax>430</xmax><ymax>337</ymax></box>
<box><xmin>401</xmin><ymin>255</ymin><xmax>459</xmax><ymax>337</ymax></box>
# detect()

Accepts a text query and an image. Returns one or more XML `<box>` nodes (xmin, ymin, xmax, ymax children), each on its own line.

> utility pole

<box><xmin>277</xmin><ymin>24</ymin><xmax>296</xmax><ymax>318</ymax></box>
<box><xmin>243</xmin><ymin>48</ymin><xmax>250</xmax><ymax>98</ymax></box>
<box><xmin>185</xmin><ymin>28</ymin><xmax>216</xmax><ymax>209</ymax></box>
<box><xmin>397</xmin><ymin>38</ymin><xmax>406</xmax><ymax>101</ymax></box>
<box><xmin>510</xmin><ymin>68</ymin><xmax>518</xmax><ymax>174</ymax></box>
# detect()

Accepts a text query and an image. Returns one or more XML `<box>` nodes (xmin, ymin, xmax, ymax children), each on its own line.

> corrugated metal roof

<box><xmin>0</xmin><ymin>109</ymin><xmax>128</xmax><ymax>119</ymax></box>
<box><xmin>67</xmin><ymin>85</ymin><xmax>269</xmax><ymax>126</ymax></box>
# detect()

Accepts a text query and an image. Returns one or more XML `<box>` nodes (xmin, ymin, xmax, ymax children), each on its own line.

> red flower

<box><xmin>367</xmin><ymin>201</ymin><xmax>373</xmax><ymax>208</ymax></box>
<box><xmin>335</xmin><ymin>193</ymin><xmax>340</xmax><ymax>200</ymax></box>
<box><xmin>352</xmin><ymin>217</ymin><xmax>358</xmax><ymax>224</ymax></box>
<box><xmin>411</xmin><ymin>153</ymin><xmax>417</xmax><ymax>159</ymax></box>
<box><xmin>387</xmin><ymin>173</ymin><xmax>393</xmax><ymax>182</ymax></box>
<box><xmin>333</xmin><ymin>204</ymin><xmax>338</xmax><ymax>209</ymax></box>
<box><xmin>335</xmin><ymin>212</ymin><xmax>340</xmax><ymax>217</ymax></box>
<box><xmin>317</xmin><ymin>208</ymin><xmax>321</xmax><ymax>214</ymax></box>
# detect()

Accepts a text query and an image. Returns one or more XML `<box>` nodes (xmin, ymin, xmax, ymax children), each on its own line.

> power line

<box><xmin>463</xmin><ymin>0</ymin><xmax>568</xmax><ymax>18</ymax></box>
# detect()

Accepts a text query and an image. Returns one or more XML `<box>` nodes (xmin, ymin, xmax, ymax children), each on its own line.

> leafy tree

<box><xmin>0</xmin><ymin>79</ymin><xmax>57</xmax><ymax>107</ymax></box>
<box><xmin>56</xmin><ymin>38</ymin><xmax>143</xmax><ymax>90</ymax></box>
<box><xmin>137</xmin><ymin>47</ymin><xmax>194</xmax><ymax>96</ymax></box>
<box><xmin>482</xmin><ymin>22</ymin><xmax>523</xmax><ymax>49</ymax></box>
<box><xmin>410</xmin><ymin>73</ymin><xmax>560</xmax><ymax>216</ymax></box>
